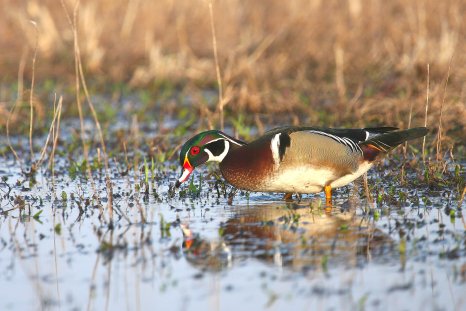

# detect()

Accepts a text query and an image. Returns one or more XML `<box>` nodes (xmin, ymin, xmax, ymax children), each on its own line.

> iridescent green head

<box><xmin>176</xmin><ymin>130</ymin><xmax>245</xmax><ymax>187</ymax></box>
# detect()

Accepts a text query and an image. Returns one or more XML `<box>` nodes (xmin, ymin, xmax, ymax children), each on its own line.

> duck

<box><xmin>175</xmin><ymin>126</ymin><xmax>428</xmax><ymax>204</ymax></box>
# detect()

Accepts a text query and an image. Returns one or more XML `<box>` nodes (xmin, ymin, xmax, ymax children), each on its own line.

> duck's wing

<box><xmin>264</xmin><ymin>126</ymin><xmax>398</xmax><ymax>143</ymax></box>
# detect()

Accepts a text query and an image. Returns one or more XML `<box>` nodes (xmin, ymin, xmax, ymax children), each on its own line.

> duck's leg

<box><xmin>296</xmin><ymin>193</ymin><xmax>302</xmax><ymax>202</ymax></box>
<box><xmin>283</xmin><ymin>193</ymin><xmax>293</xmax><ymax>201</ymax></box>
<box><xmin>324</xmin><ymin>185</ymin><xmax>332</xmax><ymax>206</ymax></box>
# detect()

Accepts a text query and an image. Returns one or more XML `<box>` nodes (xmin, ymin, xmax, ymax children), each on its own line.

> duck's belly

<box><xmin>263</xmin><ymin>166</ymin><xmax>337</xmax><ymax>193</ymax></box>
<box><xmin>330</xmin><ymin>161</ymin><xmax>373</xmax><ymax>188</ymax></box>
<box><xmin>261</xmin><ymin>161</ymin><xmax>373</xmax><ymax>194</ymax></box>
<box><xmin>221</xmin><ymin>161</ymin><xmax>374</xmax><ymax>194</ymax></box>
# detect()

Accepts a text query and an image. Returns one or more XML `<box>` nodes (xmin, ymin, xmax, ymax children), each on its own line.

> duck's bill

<box><xmin>175</xmin><ymin>167</ymin><xmax>193</xmax><ymax>188</ymax></box>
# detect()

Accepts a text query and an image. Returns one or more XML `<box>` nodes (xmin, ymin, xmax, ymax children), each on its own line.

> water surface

<box><xmin>0</xmin><ymin>143</ymin><xmax>465</xmax><ymax>311</ymax></box>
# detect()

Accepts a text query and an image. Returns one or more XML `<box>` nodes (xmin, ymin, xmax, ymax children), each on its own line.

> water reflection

<box><xmin>180</xmin><ymin>201</ymin><xmax>396</xmax><ymax>273</ymax></box>
<box><xmin>3</xmin><ymin>178</ymin><xmax>465</xmax><ymax>310</ymax></box>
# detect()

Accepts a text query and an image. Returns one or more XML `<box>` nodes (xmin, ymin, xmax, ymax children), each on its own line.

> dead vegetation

<box><xmin>0</xmin><ymin>0</ymin><xmax>465</xmax><ymax>145</ymax></box>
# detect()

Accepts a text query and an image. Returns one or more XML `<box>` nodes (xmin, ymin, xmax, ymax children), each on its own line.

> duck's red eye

<box><xmin>190</xmin><ymin>146</ymin><xmax>200</xmax><ymax>156</ymax></box>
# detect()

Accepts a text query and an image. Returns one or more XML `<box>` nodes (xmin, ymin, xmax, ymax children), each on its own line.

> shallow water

<box><xmin>0</xmin><ymin>147</ymin><xmax>465</xmax><ymax>311</ymax></box>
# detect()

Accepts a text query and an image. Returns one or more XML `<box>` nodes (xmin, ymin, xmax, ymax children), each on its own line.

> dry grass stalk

<box><xmin>60</xmin><ymin>0</ymin><xmax>113</xmax><ymax>222</ymax></box>
<box><xmin>422</xmin><ymin>64</ymin><xmax>430</xmax><ymax>163</ymax></box>
<box><xmin>460</xmin><ymin>186</ymin><xmax>466</xmax><ymax>212</ymax></box>
<box><xmin>76</xmin><ymin>5</ymin><xmax>115</xmax><ymax>224</ymax></box>
<box><xmin>208</xmin><ymin>0</ymin><xmax>225</xmax><ymax>130</ymax></box>
<box><xmin>128</xmin><ymin>116</ymin><xmax>146</xmax><ymax>223</ymax></box>
<box><xmin>436</xmin><ymin>56</ymin><xmax>454</xmax><ymax>161</ymax></box>
<box><xmin>28</xmin><ymin>21</ymin><xmax>38</xmax><ymax>163</ymax></box>
<box><xmin>120</xmin><ymin>0</ymin><xmax>141</xmax><ymax>38</ymax></box>
<box><xmin>6</xmin><ymin>60</ymin><xmax>26</xmax><ymax>166</ymax></box>
<box><xmin>60</xmin><ymin>0</ymin><xmax>96</xmax><ymax>205</ymax></box>
<box><xmin>363</xmin><ymin>173</ymin><xmax>373</xmax><ymax>205</ymax></box>
<box><xmin>404</xmin><ymin>92</ymin><xmax>415</xmax><ymax>157</ymax></box>
<box><xmin>48</xmin><ymin>96</ymin><xmax>63</xmax><ymax>191</ymax></box>
<box><xmin>334</xmin><ymin>44</ymin><xmax>346</xmax><ymax>100</ymax></box>
<box><xmin>36</xmin><ymin>95</ymin><xmax>63</xmax><ymax>167</ymax></box>
<box><xmin>16</xmin><ymin>48</ymin><xmax>28</xmax><ymax>122</ymax></box>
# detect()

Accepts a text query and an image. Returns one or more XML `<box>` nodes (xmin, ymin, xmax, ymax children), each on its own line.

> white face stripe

<box><xmin>185</xmin><ymin>137</ymin><xmax>232</xmax><ymax>160</ymax></box>
<box><xmin>218</xmin><ymin>133</ymin><xmax>244</xmax><ymax>146</ymax></box>
<box><xmin>204</xmin><ymin>137</ymin><xmax>224</xmax><ymax>144</ymax></box>
<box><xmin>201</xmin><ymin>135</ymin><xmax>243</xmax><ymax>149</ymax></box>
<box><xmin>185</xmin><ymin>137</ymin><xmax>233</xmax><ymax>164</ymax></box>
<box><xmin>204</xmin><ymin>140</ymin><xmax>230</xmax><ymax>162</ymax></box>
<box><xmin>270</xmin><ymin>133</ymin><xmax>281</xmax><ymax>169</ymax></box>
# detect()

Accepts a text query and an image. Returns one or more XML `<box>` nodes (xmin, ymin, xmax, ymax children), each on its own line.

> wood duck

<box><xmin>175</xmin><ymin>126</ymin><xmax>428</xmax><ymax>204</ymax></box>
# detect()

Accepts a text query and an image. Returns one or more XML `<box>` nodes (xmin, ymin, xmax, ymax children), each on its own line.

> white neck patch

<box><xmin>204</xmin><ymin>140</ymin><xmax>230</xmax><ymax>162</ymax></box>
<box><xmin>270</xmin><ymin>133</ymin><xmax>281</xmax><ymax>169</ymax></box>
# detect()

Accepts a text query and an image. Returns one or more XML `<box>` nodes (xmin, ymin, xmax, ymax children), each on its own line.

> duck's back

<box><xmin>266</xmin><ymin>131</ymin><xmax>362</xmax><ymax>193</ymax></box>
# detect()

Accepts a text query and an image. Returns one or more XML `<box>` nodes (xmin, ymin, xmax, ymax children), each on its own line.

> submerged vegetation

<box><xmin>0</xmin><ymin>0</ymin><xmax>465</xmax><ymax>310</ymax></box>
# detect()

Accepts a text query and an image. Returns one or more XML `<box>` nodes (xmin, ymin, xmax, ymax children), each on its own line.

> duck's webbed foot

<box><xmin>324</xmin><ymin>185</ymin><xmax>333</xmax><ymax>209</ymax></box>
<box><xmin>283</xmin><ymin>193</ymin><xmax>293</xmax><ymax>201</ymax></box>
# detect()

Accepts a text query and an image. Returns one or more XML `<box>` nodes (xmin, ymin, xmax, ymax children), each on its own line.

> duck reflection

<box><xmin>180</xmin><ymin>201</ymin><xmax>396</xmax><ymax>272</ymax></box>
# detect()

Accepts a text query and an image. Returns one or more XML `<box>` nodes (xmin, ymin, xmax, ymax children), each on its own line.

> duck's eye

<box><xmin>190</xmin><ymin>146</ymin><xmax>200</xmax><ymax>156</ymax></box>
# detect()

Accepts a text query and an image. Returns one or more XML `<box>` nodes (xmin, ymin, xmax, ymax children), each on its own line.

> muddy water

<box><xmin>0</xmin><ymin>154</ymin><xmax>465</xmax><ymax>311</ymax></box>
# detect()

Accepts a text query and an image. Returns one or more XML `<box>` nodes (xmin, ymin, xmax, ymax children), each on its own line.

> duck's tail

<box><xmin>360</xmin><ymin>127</ymin><xmax>428</xmax><ymax>161</ymax></box>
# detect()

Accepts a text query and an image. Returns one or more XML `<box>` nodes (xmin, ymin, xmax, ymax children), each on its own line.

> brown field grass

<box><xmin>0</xmin><ymin>0</ymin><xmax>465</xmax><ymax>147</ymax></box>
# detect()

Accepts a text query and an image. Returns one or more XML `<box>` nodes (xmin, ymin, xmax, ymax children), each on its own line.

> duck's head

<box><xmin>175</xmin><ymin>130</ymin><xmax>245</xmax><ymax>187</ymax></box>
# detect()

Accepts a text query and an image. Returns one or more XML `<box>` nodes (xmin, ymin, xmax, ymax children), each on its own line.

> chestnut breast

<box><xmin>220</xmin><ymin>138</ymin><xmax>274</xmax><ymax>191</ymax></box>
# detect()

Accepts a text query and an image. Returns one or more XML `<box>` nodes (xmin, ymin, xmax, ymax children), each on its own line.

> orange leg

<box><xmin>283</xmin><ymin>193</ymin><xmax>293</xmax><ymax>201</ymax></box>
<box><xmin>324</xmin><ymin>185</ymin><xmax>332</xmax><ymax>207</ymax></box>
